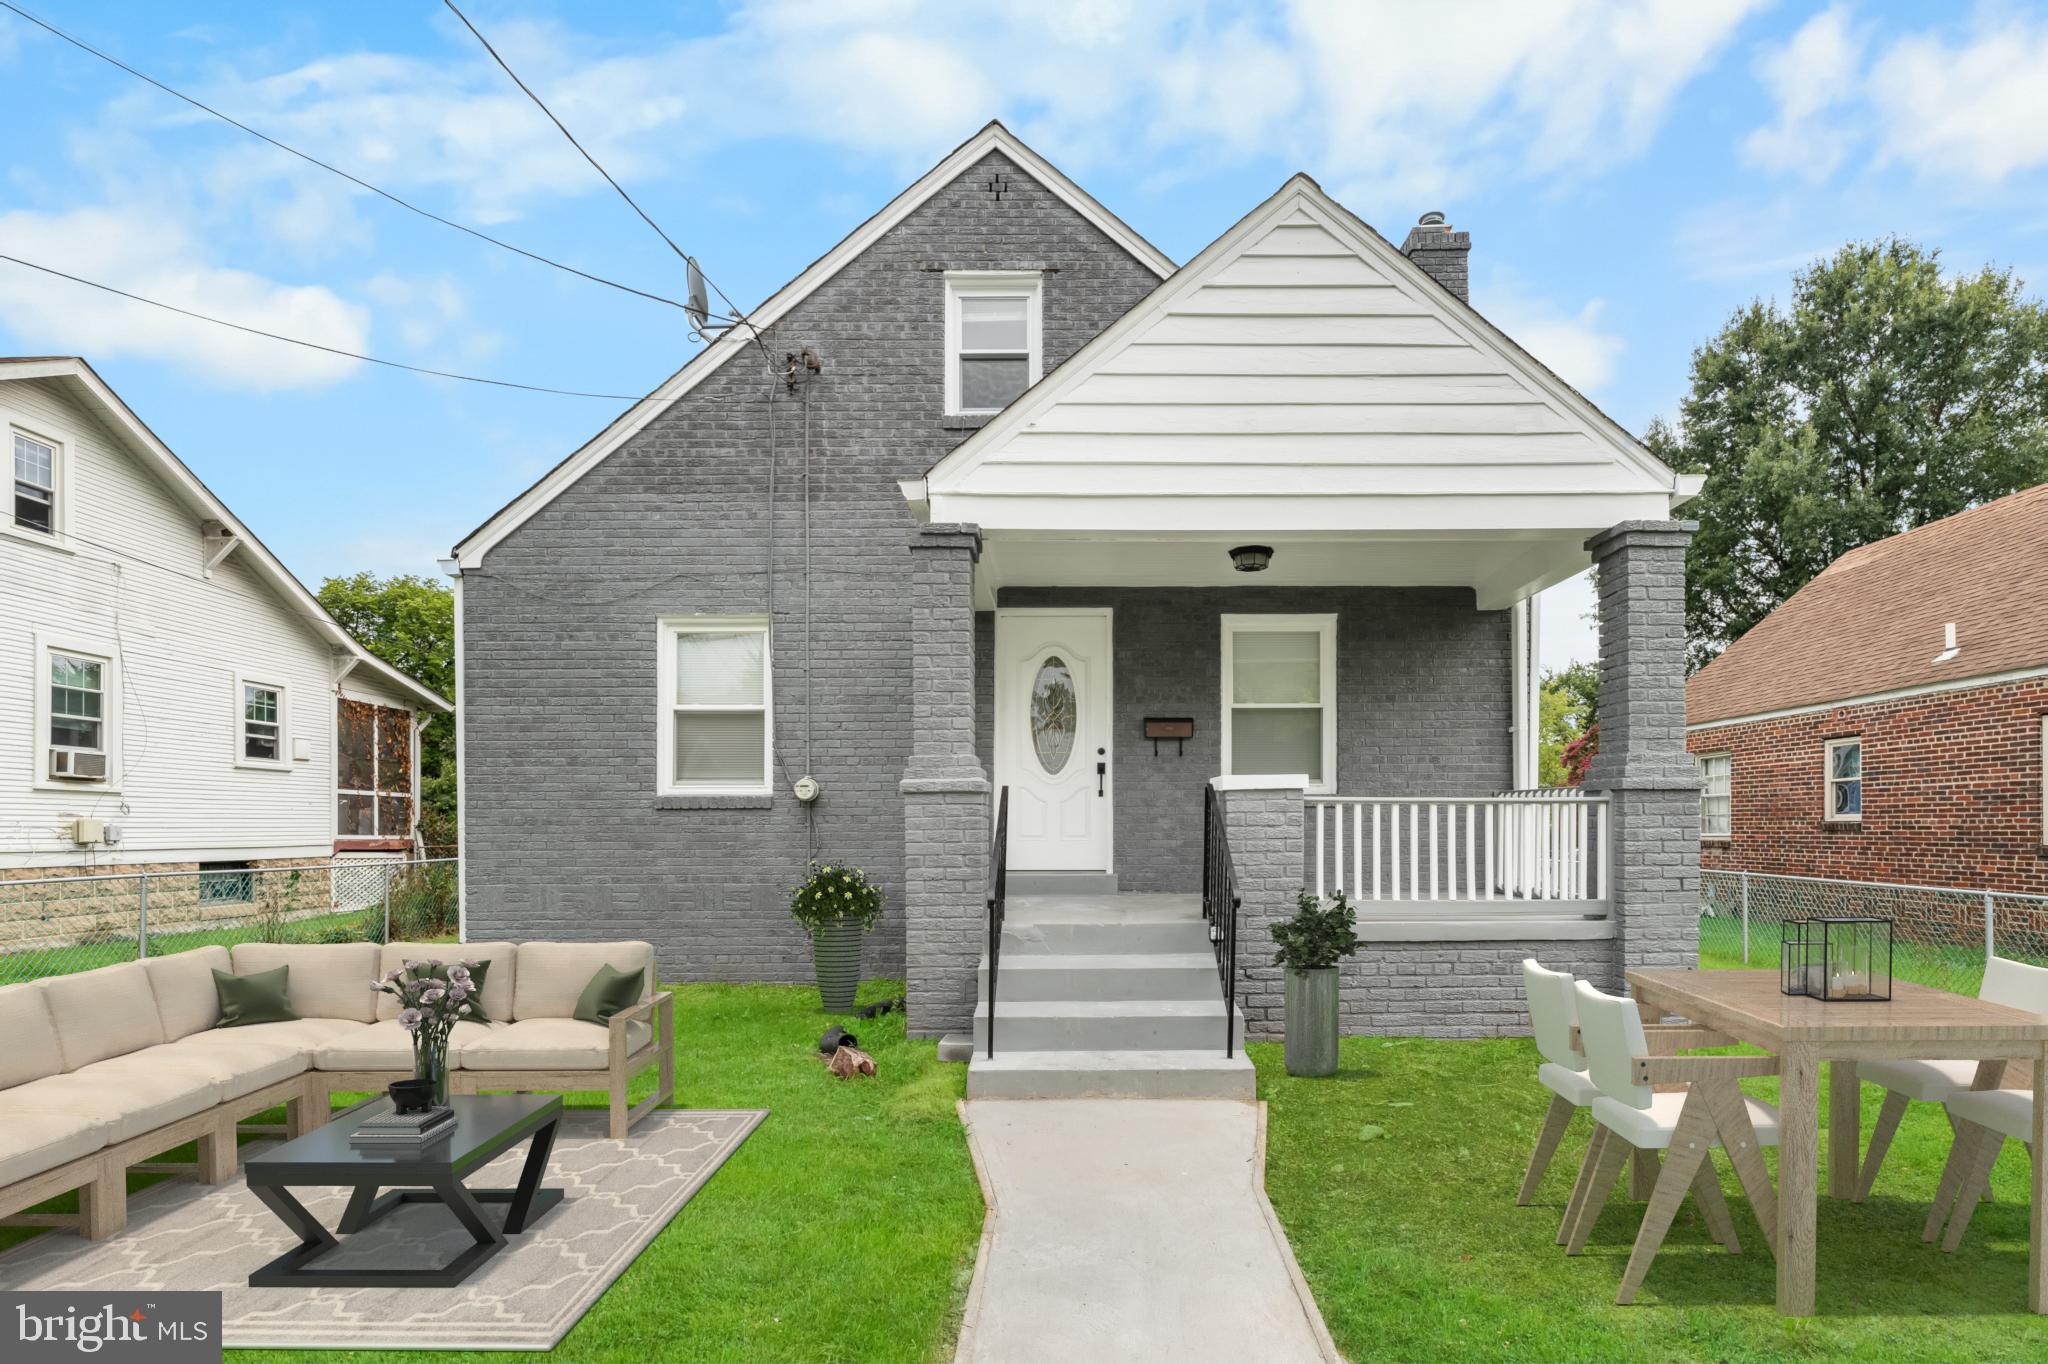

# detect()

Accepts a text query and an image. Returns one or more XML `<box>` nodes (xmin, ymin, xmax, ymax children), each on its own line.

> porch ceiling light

<box><xmin>1229</xmin><ymin>545</ymin><xmax>1273</xmax><ymax>573</ymax></box>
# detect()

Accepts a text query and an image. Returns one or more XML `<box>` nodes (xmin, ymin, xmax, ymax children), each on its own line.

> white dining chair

<box><xmin>1563</xmin><ymin>980</ymin><xmax>1784</xmax><ymax>1304</ymax></box>
<box><xmin>1855</xmin><ymin>956</ymin><xmax>2048</xmax><ymax>1201</ymax></box>
<box><xmin>1519</xmin><ymin>959</ymin><xmax>1601</xmax><ymax>1207</ymax></box>
<box><xmin>1925</xmin><ymin>1086</ymin><xmax>2035</xmax><ymax>1252</ymax></box>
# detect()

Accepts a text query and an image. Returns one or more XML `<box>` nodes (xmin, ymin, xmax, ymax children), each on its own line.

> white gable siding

<box><xmin>925</xmin><ymin>187</ymin><xmax>1682</xmax><ymax>536</ymax></box>
<box><xmin>0</xmin><ymin>377</ymin><xmax>338</xmax><ymax>870</ymax></box>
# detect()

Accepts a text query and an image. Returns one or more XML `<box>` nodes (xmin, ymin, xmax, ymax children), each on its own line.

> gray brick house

<box><xmin>449</xmin><ymin>123</ymin><xmax>1704</xmax><ymax>1093</ymax></box>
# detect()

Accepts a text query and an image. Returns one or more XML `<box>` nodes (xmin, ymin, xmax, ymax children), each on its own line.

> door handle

<box><xmin>1097</xmin><ymin>761</ymin><xmax>1106</xmax><ymax>797</ymax></box>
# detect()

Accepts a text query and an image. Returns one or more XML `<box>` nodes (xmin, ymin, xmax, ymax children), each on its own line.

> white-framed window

<box><xmin>944</xmin><ymin>271</ymin><xmax>1042</xmax><ymax>415</ymax></box>
<box><xmin>658</xmin><ymin>618</ymin><xmax>772</xmax><ymax>795</ymax></box>
<box><xmin>34</xmin><ymin>635</ymin><xmax>119</xmax><ymax>789</ymax></box>
<box><xmin>1825</xmin><ymin>737</ymin><xmax>1862</xmax><ymax>822</ymax></box>
<box><xmin>1220</xmin><ymin>614</ymin><xmax>1337</xmax><ymax>795</ymax></box>
<box><xmin>236</xmin><ymin>676</ymin><xmax>288</xmax><ymax>769</ymax></box>
<box><xmin>11</xmin><ymin>426</ymin><xmax>60</xmax><ymax>537</ymax></box>
<box><xmin>1697</xmin><ymin>752</ymin><xmax>1731</xmax><ymax>839</ymax></box>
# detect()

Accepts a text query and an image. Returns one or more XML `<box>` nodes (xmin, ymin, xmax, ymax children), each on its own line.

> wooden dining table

<box><xmin>1627</xmin><ymin>969</ymin><xmax>2048</xmax><ymax>1317</ymax></box>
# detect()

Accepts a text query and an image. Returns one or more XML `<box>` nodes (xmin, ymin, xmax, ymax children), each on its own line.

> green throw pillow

<box><xmin>408</xmin><ymin>959</ymin><xmax>493</xmax><ymax>1022</ymax></box>
<box><xmin>573</xmin><ymin>963</ymin><xmax>645</xmax><ymax>1025</ymax></box>
<box><xmin>213</xmin><ymin>966</ymin><xmax>297</xmax><ymax>1027</ymax></box>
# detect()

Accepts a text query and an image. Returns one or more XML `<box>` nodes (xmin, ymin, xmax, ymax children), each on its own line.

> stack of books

<box><xmin>349</xmin><ymin>1106</ymin><xmax>456</xmax><ymax>1151</ymax></box>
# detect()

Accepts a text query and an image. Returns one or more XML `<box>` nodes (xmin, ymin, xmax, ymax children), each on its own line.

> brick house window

<box><xmin>1825</xmin><ymin>737</ymin><xmax>1862</xmax><ymax>822</ymax></box>
<box><xmin>1697</xmin><ymin>752</ymin><xmax>1731</xmax><ymax>839</ymax></box>
<box><xmin>658</xmin><ymin>619</ymin><xmax>772</xmax><ymax>795</ymax></box>
<box><xmin>337</xmin><ymin>698</ymin><xmax>414</xmax><ymax>840</ymax></box>
<box><xmin>944</xmin><ymin>272</ymin><xmax>1041</xmax><ymax>415</ymax></box>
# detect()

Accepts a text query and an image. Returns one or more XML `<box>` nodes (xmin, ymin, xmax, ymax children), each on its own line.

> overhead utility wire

<box><xmin>0</xmin><ymin>0</ymin><xmax>704</xmax><ymax>316</ymax></box>
<box><xmin>0</xmin><ymin>252</ymin><xmax>657</xmax><ymax>400</ymax></box>
<box><xmin>442</xmin><ymin>0</ymin><xmax>771</xmax><ymax>362</ymax></box>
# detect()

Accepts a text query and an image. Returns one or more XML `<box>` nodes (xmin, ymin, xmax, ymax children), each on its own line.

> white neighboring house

<box><xmin>1</xmin><ymin>356</ymin><xmax>449</xmax><ymax>878</ymax></box>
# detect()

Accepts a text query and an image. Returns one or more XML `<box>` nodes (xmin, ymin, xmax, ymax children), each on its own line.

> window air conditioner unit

<box><xmin>48</xmin><ymin>749</ymin><xmax>108</xmax><ymax>781</ymax></box>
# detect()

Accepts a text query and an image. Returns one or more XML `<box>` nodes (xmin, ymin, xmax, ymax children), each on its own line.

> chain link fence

<box><xmin>1700</xmin><ymin>869</ymin><xmax>2048</xmax><ymax>997</ymax></box>
<box><xmin>0</xmin><ymin>858</ymin><xmax>459</xmax><ymax>986</ymax></box>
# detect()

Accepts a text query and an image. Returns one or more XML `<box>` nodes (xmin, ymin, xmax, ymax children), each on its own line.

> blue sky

<box><xmin>3</xmin><ymin>1</ymin><xmax>2046</xmax><ymax>670</ymax></box>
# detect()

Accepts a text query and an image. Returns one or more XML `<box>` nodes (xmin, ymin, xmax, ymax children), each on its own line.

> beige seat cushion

<box><xmin>0</xmin><ymin>1103</ymin><xmax>108</xmax><ymax>1186</ymax></box>
<box><xmin>313</xmin><ymin>1019</ymin><xmax>502</xmax><ymax>1072</ymax></box>
<box><xmin>512</xmin><ymin>942</ymin><xmax>655</xmax><ymax>1021</ymax></box>
<box><xmin>229</xmin><ymin>943</ymin><xmax>381</xmax><ymax>1023</ymax></box>
<box><xmin>170</xmin><ymin>1017</ymin><xmax>369</xmax><ymax>1061</ymax></box>
<box><xmin>38</xmin><ymin>961</ymin><xmax>167</xmax><ymax>1071</ymax></box>
<box><xmin>125</xmin><ymin>1039</ymin><xmax>304</xmax><ymax>1102</ymax></box>
<box><xmin>462</xmin><ymin>1016</ymin><xmax>652</xmax><ymax>1071</ymax></box>
<box><xmin>0</xmin><ymin>981</ymin><xmax>65</xmax><ymax>1090</ymax></box>
<box><xmin>1862</xmin><ymin>1058</ymin><xmax>1985</xmax><ymax>1104</ymax></box>
<box><xmin>142</xmin><ymin>945</ymin><xmax>232</xmax><ymax>1040</ymax></box>
<box><xmin>376</xmin><ymin>941</ymin><xmax>517</xmax><ymax>1024</ymax></box>
<box><xmin>5</xmin><ymin>1060</ymin><xmax>223</xmax><ymax>1146</ymax></box>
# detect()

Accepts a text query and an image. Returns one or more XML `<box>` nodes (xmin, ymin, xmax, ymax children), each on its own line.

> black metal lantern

<box><xmin>1228</xmin><ymin>545</ymin><xmax>1273</xmax><ymax>572</ymax></box>
<box><xmin>1780</xmin><ymin>917</ymin><xmax>1892</xmax><ymax>1001</ymax></box>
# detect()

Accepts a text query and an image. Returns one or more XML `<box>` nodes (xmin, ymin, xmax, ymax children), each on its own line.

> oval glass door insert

<box><xmin>1030</xmin><ymin>656</ymin><xmax>1077</xmax><ymax>774</ymax></box>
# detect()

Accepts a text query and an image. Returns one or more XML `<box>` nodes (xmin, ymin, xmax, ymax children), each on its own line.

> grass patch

<box><xmin>1257</xmin><ymin>1035</ymin><xmax>2048</xmax><ymax>1363</ymax></box>
<box><xmin>1698</xmin><ymin>914</ymin><xmax>1995</xmax><ymax>996</ymax></box>
<box><xmin>4</xmin><ymin>980</ymin><xmax>981</xmax><ymax>1364</ymax></box>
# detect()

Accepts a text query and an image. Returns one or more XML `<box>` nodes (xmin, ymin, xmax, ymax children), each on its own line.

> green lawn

<box><xmin>1256</xmin><ymin>1035</ymin><xmax>2048</xmax><ymax>1363</ymax></box>
<box><xmin>4</xmin><ymin>980</ymin><xmax>982</xmax><ymax>1364</ymax></box>
<box><xmin>1698</xmin><ymin>913</ymin><xmax>1999</xmax><ymax>997</ymax></box>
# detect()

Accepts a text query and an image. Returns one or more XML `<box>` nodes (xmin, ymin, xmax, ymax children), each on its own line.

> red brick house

<box><xmin>1685</xmin><ymin>484</ymin><xmax>2048</xmax><ymax>894</ymax></box>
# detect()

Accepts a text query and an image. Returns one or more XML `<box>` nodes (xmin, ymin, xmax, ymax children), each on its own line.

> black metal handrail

<box><xmin>985</xmin><ymin>786</ymin><xmax>1010</xmax><ymax>1060</ymax></box>
<box><xmin>1202</xmin><ymin>785</ymin><xmax>1240</xmax><ymax>1059</ymax></box>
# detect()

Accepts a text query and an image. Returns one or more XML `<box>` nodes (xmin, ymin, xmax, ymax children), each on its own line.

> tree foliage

<box><xmin>318</xmin><ymin>572</ymin><xmax>456</xmax><ymax>838</ymax></box>
<box><xmin>1537</xmin><ymin>662</ymin><xmax>1598</xmax><ymax>787</ymax></box>
<box><xmin>1653</xmin><ymin>239</ymin><xmax>2048</xmax><ymax>668</ymax></box>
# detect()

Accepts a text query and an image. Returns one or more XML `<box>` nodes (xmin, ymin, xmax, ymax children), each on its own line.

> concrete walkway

<box><xmin>956</xmin><ymin>1100</ymin><xmax>1338</xmax><ymax>1364</ymax></box>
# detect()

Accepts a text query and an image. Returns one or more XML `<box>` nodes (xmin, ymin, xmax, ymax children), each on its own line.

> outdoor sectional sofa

<box><xmin>0</xmin><ymin>939</ymin><xmax>674</xmax><ymax>1240</ymax></box>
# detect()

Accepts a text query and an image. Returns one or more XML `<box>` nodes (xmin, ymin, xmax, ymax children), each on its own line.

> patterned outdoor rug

<box><xmin>0</xmin><ymin>1108</ymin><xmax>767</xmax><ymax>1351</ymax></box>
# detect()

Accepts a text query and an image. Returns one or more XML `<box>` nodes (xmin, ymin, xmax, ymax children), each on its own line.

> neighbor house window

<box><xmin>1221</xmin><ymin>614</ymin><xmax>1337</xmax><ymax>795</ymax></box>
<box><xmin>50</xmin><ymin>652</ymin><xmax>104</xmax><ymax>753</ymax></box>
<box><xmin>36</xmin><ymin>639</ymin><xmax>118</xmax><ymax>787</ymax></box>
<box><xmin>337</xmin><ymin>698</ymin><xmax>415</xmax><ymax>840</ymax></box>
<box><xmin>944</xmin><ymin>272</ymin><xmax>1042</xmax><ymax>415</ymax></box>
<box><xmin>237</xmin><ymin>678</ymin><xmax>287</xmax><ymax>768</ymax></box>
<box><xmin>659</xmin><ymin>619</ymin><xmax>772</xmax><ymax>794</ymax></box>
<box><xmin>1697</xmin><ymin>752</ymin><xmax>1731</xmax><ymax>839</ymax></box>
<box><xmin>1825</xmin><ymin>738</ymin><xmax>1862</xmax><ymax>822</ymax></box>
<box><xmin>12</xmin><ymin>429</ymin><xmax>56</xmax><ymax>535</ymax></box>
<box><xmin>197</xmin><ymin>861</ymin><xmax>253</xmax><ymax>905</ymax></box>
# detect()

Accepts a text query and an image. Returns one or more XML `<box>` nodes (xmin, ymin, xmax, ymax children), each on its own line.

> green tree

<box><xmin>318</xmin><ymin>573</ymin><xmax>456</xmax><ymax>836</ymax></box>
<box><xmin>1537</xmin><ymin>661</ymin><xmax>1598</xmax><ymax>787</ymax></box>
<box><xmin>1654</xmin><ymin>239</ymin><xmax>2048</xmax><ymax>669</ymax></box>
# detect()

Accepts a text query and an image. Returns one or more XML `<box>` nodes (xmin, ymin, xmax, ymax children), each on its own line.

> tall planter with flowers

<box><xmin>790</xmin><ymin>863</ymin><xmax>884</xmax><ymax>1012</ymax></box>
<box><xmin>372</xmin><ymin>958</ymin><xmax>482</xmax><ymax>1105</ymax></box>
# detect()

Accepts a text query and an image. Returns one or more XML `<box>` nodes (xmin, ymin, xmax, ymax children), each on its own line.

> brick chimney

<box><xmin>1400</xmin><ymin>211</ymin><xmax>1470</xmax><ymax>303</ymax></box>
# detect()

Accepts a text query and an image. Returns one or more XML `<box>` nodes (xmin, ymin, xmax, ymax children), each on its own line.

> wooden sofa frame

<box><xmin>0</xmin><ymin>989</ymin><xmax>676</xmax><ymax>1241</ymax></box>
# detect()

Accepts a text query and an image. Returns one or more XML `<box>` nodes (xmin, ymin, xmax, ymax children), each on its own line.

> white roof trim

<box><xmin>924</xmin><ymin>173</ymin><xmax>1684</xmax><ymax>502</ymax></box>
<box><xmin>0</xmin><ymin>357</ymin><xmax>450</xmax><ymax>712</ymax></box>
<box><xmin>451</xmin><ymin>121</ymin><xmax>1175</xmax><ymax>569</ymax></box>
<box><xmin>1686</xmin><ymin>663</ymin><xmax>2048</xmax><ymax>733</ymax></box>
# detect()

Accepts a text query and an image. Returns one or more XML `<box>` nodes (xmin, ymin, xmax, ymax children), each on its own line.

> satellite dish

<box><xmin>686</xmin><ymin>259</ymin><xmax>711</xmax><ymax>333</ymax></box>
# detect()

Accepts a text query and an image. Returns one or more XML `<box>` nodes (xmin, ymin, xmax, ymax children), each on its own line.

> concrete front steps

<box><xmin>965</xmin><ymin>893</ymin><xmax>1255</xmax><ymax>1101</ymax></box>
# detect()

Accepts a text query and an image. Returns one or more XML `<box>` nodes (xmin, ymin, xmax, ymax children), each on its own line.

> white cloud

<box><xmin>1481</xmin><ymin>288</ymin><xmax>1625</xmax><ymax>394</ymax></box>
<box><xmin>1742</xmin><ymin>5</ymin><xmax>1864</xmax><ymax>180</ymax></box>
<box><xmin>0</xmin><ymin>206</ymin><xmax>367</xmax><ymax>390</ymax></box>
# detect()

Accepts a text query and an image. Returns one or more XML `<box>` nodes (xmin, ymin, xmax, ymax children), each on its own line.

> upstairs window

<box><xmin>945</xmin><ymin>272</ymin><xmax>1041</xmax><ymax>415</ymax></box>
<box><xmin>13</xmin><ymin>430</ymin><xmax>56</xmax><ymax>535</ymax></box>
<box><xmin>659</xmin><ymin>619</ymin><xmax>772</xmax><ymax>794</ymax></box>
<box><xmin>1697</xmin><ymin>752</ymin><xmax>1731</xmax><ymax>839</ymax></box>
<box><xmin>1825</xmin><ymin>738</ymin><xmax>1862</xmax><ymax>822</ymax></box>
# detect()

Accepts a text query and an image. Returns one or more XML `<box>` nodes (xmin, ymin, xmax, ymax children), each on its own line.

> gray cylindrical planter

<box><xmin>812</xmin><ymin>919</ymin><xmax>864</xmax><ymax>1012</ymax></box>
<box><xmin>1283</xmin><ymin>967</ymin><xmax>1340</xmax><ymax>1077</ymax></box>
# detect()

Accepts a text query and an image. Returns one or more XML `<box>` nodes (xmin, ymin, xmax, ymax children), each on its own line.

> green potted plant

<box><xmin>790</xmin><ymin>862</ymin><xmax>884</xmax><ymax>1012</ymax></box>
<box><xmin>1270</xmin><ymin>888</ymin><xmax>1360</xmax><ymax>1077</ymax></box>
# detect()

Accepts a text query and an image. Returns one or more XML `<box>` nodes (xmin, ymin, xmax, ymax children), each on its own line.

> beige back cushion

<box><xmin>377</xmin><ymin>941</ymin><xmax>517</xmax><ymax>1023</ymax></box>
<box><xmin>142</xmin><ymin>945</ymin><xmax>232</xmax><ymax>1040</ymax></box>
<box><xmin>39</xmin><ymin>960</ymin><xmax>168</xmax><ymax>1071</ymax></box>
<box><xmin>512</xmin><ymin>942</ymin><xmax>655</xmax><ymax>1020</ymax></box>
<box><xmin>0</xmin><ymin>981</ymin><xmax>66</xmax><ymax>1089</ymax></box>
<box><xmin>229</xmin><ymin>943</ymin><xmax>381</xmax><ymax>1023</ymax></box>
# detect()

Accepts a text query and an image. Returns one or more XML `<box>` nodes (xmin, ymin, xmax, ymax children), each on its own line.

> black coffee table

<box><xmin>245</xmin><ymin>1094</ymin><xmax>564</xmax><ymax>1288</ymax></box>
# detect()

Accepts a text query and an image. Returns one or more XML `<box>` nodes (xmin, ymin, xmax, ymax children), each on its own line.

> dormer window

<box><xmin>13</xmin><ymin>430</ymin><xmax>56</xmax><ymax>535</ymax></box>
<box><xmin>945</xmin><ymin>272</ymin><xmax>1041</xmax><ymax>416</ymax></box>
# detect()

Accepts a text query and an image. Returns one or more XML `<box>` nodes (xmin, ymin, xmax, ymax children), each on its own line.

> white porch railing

<box><xmin>1306</xmin><ymin>792</ymin><xmax>1610</xmax><ymax>909</ymax></box>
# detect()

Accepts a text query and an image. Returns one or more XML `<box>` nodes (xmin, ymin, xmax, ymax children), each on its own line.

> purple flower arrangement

<box><xmin>372</xmin><ymin>958</ymin><xmax>481</xmax><ymax>1104</ymax></box>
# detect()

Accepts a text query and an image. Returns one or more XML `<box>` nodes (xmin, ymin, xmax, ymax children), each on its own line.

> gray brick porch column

<box><xmin>1211</xmin><ymin>777</ymin><xmax>1308</xmax><ymax>1041</ymax></box>
<box><xmin>1582</xmin><ymin>520</ymin><xmax>1701</xmax><ymax>981</ymax></box>
<box><xmin>902</xmin><ymin>524</ymin><xmax>989</xmax><ymax>1038</ymax></box>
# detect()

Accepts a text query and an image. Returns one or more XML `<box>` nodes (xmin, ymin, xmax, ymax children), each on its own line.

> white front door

<box><xmin>994</xmin><ymin>609</ymin><xmax>1113</xmax><ymax>873</ymax></box>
